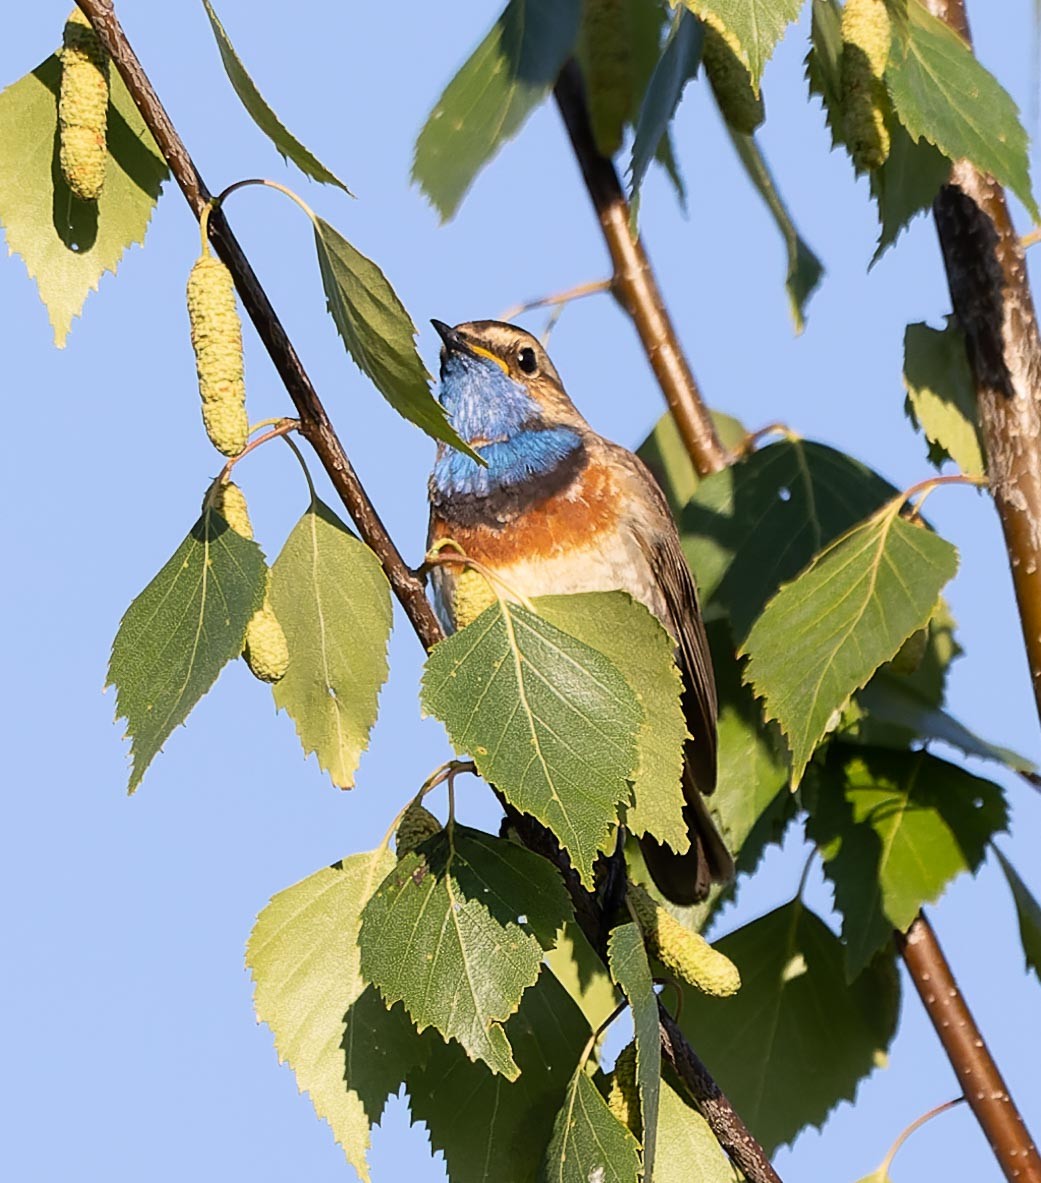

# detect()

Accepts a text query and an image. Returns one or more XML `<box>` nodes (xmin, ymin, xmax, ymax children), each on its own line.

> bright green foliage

<box><xmin>246</xmin><ymin>848</ymin><xmax>423</xmax><ymax>1181</ymax></box>
<box><xmin>108</xmin><ymin>503</ymin><xmax>267</xmax><ymax>792</ymax></box>
<box><xmin>413</xmin><ymin>0</ymin><xmax>582</xmax><ymax>221</ymax></box>
<box><xmin>679</xmin><ymin>0</ymin><xmax>804</xmax><ymax>91</ymax></box>
<box><xmin>200</xmin><ymin>0</ymin><xmax>350</xmax><ymax>192</ymax></box>
<box><xmin>724</xmin><ymin>127</ymin><xmax>823</xmax><ymax>332</ymax></box>
<box><xmin>421</xmin><ymin>596</ymin><xmax>642</xmax><ymax>887</ymax></box>
<box><xmin>359</xmin><ymin>825</ymin><xmax>571</xmax><ymax>1078</ymax></box>
<box><xmin>903</xmin><ymin>320</ymin><xmax>985</xmax><ymax>477</ymax></box>
<box><xmin>869</xmin><ymin>119</ymin><xmax>949</xmax><ymax>260</ymax></box>
<box><xmin>741</xmin><ymin>500</ymin><xmax>959</xmax><ymax>785</ymax></box>
<box><xmin>407</xmin><ymin>971</ymin><xmax>591</xmax><ymax>1183</ymax></box>
<box><xmin>544</xmin><ymin>921</ymin><xmax>621</xmax><ymax>1032</ymax></box>
<box><xmin>679</xmin><ymin>900</ymin><xmax>900</xmax><ymax>1154</ymax></box>
<box><xmin>541</xmin><ymin>1069</ymin><xmax>642</xmax><ymax>1183</ymax></box>
<box><xmin>269</xmin><ymin>500</ymin><xmax>392</xmax><ymax>789</ymax></box>
<box><xmin>311</xmin><ymin>217</ymin><xmax>477</xmax><ymax>459</ymax></box>
<box><xmin>683</xmin><ymin>439</ymin><xmax>896</xmax><ymax>640</ymax></box>
<box><xmin>607</xmin><ymin>923</ymin><xmax>660</xmax><ymax>1176</ymax></box>
<box><xmin>992</xmin><ymin>848</ymin><xmax>1041</xmax><ymax>984</ymax></box>
<box><xmin>535</xmin><ymin>593</ymin><xmax>690</xmax><ymax>856</ymax></box>
<box><xmin>654</xmin><ymin>1081</ymin><xmax>735</xmax><ymax>1183</ymax></box>
<box><xmin>629</xmin><ymin>8</ymin><xmax>703</xmax><ymax>198</ymax></box>
<box><xmin>885</xmin><ymin>3</ymin><xmax>1038</xmax><ymax>220</ymax></box>
<box><xmin>0</xmin><ymin>54</ymin><xmax>167</xmax><ymax>345</ymax></box>
<box><xmin>636</xmin><ymin>409</ymin><xmax>748</xmax><ymax>517</ymax></box>
<box><xmin>808</xmin><ymin>746</ymin><xmax>1008</xmax><ymax>978</ymax></box>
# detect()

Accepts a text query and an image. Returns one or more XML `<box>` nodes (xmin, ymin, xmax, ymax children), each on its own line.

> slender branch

<box><xmin>553</xmin><ymin>61</ymin><xmax>730</xmax><ymax>476</ymax></box>
<box><xmin>879</xmin><ymin>1097</ymin><xmax>965</xmax><ymax>1177</ymax></box>
<box><xmin>75</xmin><ymin>3</ymin><xmax>780</xmax><ymax>1178</ymax></box>
<box><xmin>896</xmin><ymin>913</ymin><xmax>1041</xmax><ymax>1183</ymax></box>
<box><xmin>498</xmin><ymin>277</ymin><xmax>612</xmax><ymax>322</ymax></box>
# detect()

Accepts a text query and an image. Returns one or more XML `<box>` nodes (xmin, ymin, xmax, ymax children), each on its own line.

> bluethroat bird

<box><xmin>427</xmin><ymin>319</ymin><xmax>733</xmax><ymax>904</ymax></box>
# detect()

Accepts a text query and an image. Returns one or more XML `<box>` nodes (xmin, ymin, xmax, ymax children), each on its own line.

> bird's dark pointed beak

<box><xmin>431</xmin><ymin>319</ymin><xmax>465</xmax><ymax>352</ymax></box>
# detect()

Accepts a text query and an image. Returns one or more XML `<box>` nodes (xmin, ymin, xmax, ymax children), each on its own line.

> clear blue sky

<box><xmin>1</xmin><ymin>2</ymin><xmax>1039</xmax><ymax>1180</ymax></box>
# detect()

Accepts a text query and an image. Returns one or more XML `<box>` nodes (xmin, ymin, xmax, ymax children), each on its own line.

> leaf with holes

<box><xmin>311</xmin><ymin>218</ymin><xmax>476</xmax><ymax>458</ymax></box>
<box><xmin>359</xmin><ymin>825</ymin><xmax>569</xmax><ymax>1078</ymax></box>
<box><xmin>269</xmin><ymin>499</ymin><xmax>392</xmax><ymax>788</ymax></box>
<box><xmin>535</xmin><ymin>593</ymin><xmax>690</xmax><ymax>856</ymax></box>
<box><xmin>0</xmin><ymin>53</ymin><xmax>167</xmax><ymax>345</ymax></box>
<box><xmin>542</xmin><ymin>1068</ymin><xmax>642</xmax><ymax>1183</ymax></box>
<box><xmin>679</xmin><ymin>0</ymin><xmax>803</xmax><ymax>91</ymax></box>
<box><xmin>406</xmin><ymin>969</ymin><xmax>590</xmax><ymax>1183</ymax></box>
<box><xmin>993</xmin><ymin>847</ymin><xmax>1041</xmax><ymax>984</ymax></box>
<box><xmin>885</xmin><ymin>3</ymin><xmax>1037</xmax><ymax>220</ymax></box>
<box><xmin>247</xmin><ymin>848</ymin><xmax>425</xmax><ymax>1181</ymax></box>
<box><xmin>682</xmin><ymin>439</ymin><xmax>896</xmax><ymax>641</ymax></box>
<box><xmin>413</xmin><ymin>0</ymin><xmax>582</xmax><ymax>220</ymax></box>
<box><xmin>608</xmin><ymin>923</ymin><xmax>660</xmax><ymax>1176</ymax></box>
<box><xmin>903</xmin><ymin>320</ymin><xmax>985</xmax><ymax>477</ymax></box>
<box><xmin>678</xmin><ymin>900</ymin><xmax>900</xmax><ymax>1154</ymax></box>
<box><xmin>107</xmin><ymin>503</ymin><xmax>266</xmax><ymax>791</ymax></box>
<box><xmin>807</xmin><ymin>746</ymin><xmax>1008</xmax><ymax>978</ymax></box>
<box><xmin>741</xmin><ymin>501</ymin><xmax>959</xmax><ymax>786</ymax></box>
<box><xmin>201</xmin><ymin>0</ymin><xmax>350</xmax><ymax>191</ymax></box>
<box><xmin>421</xmin><ymin>596</ymin><xmax>642</xmax><ymax>886</ymax></box>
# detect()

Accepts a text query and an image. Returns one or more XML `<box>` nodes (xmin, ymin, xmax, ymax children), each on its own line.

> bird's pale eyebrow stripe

<box><xmin>468</xmin><ymin>343</ymin><xmax>510</xmax><ymax>374</ymax></box>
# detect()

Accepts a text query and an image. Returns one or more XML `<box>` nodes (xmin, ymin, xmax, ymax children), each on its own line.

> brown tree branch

<box><xmin>897</xmin><ymin>914</ymin><xmax>1041</xmax><ymax>1183</ymax></box>
<box><xmin>553</xmin><ymin>60</ymin><xmax>730</xmax><ymax>476</ymax></box>
<box><xmin>73</xmin><ymin>2</ymin><xmax>779</xmax><ymax>1178</ymax></box>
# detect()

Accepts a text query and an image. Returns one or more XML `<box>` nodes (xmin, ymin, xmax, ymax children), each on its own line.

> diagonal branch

<box><xmin>74</xmin><ymin>2</ymin><xmax>779</xmax><ymax>1179</ymax></box>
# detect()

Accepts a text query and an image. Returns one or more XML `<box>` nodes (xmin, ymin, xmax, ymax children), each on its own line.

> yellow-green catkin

<box><xmin>244</xmin><ymin>573</ymin><xmax>290</xmax><ymax>683</ymax></box>
<box><xmin>187</xmin><ymin>255</ymin><xmax>248</xmax><ymax>456</ymax></box>
<box><xmin>59</xmin><ymin>8</ymin><xmax>110</xmax><ymax>201</ymax></box>
<box><xmin>840</xmin><ymin>0</ymin><xmax>892</xmax><ymax>171</ymax></box>
<box><xmin>701</xmin><ymin>26</ymin><xmax>764</xmax><ymax>135</ymax></box>
<box><xmin>452</xmin><ymin>567</ymin><xmax>497</xmax><ymax>630</ymax></box>
<box><xmin>578</xmin><ymin>0</ymin><xmax>633</xmax><ymax>157</ymax></box>
<box><xmin>396</xmin><ymin>802</ymin><xmax>443</xmax><ymax>858</ymax></box>
<box><xmin>212</xmin><ymin>480</ymin><xmax>253</xmax><ymax>539</ymax></box>
<box><xmin>628</xmin><ymin>883</ymin><xmax>741</xmax><ymax>998</ymax></box>
<box><xmin>607</xmin><ymin>1043</ymin><xmax>641</xmax><ymax>1136</ymax></box>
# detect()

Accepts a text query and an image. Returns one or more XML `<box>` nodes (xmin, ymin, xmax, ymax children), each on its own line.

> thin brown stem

<box><xmin>553</xmin><ymin>61</ymin><xmax>730</xmax><ymax>476</ymax></box>
<box><xmin>74</xmin><ymin>3</ymin><xmax>779</xmax><ymax>1178</ymax></box>
<box><xmin>218</xmin><ymin>418</ymin><xmax>299</xmax><ymax>482</ymax></box>
<box><xmin>498</xmin><ymin>277</ymin><xmax>613</xmax><ymax>322</ymax></box>
<box><xmin>879</xmin><ymin>1097</ymin><xmax>965</xmax><ymax>1177</ymax></box>
<box><xmin>897</xmin><ymin>913</ymin><xmax>1041</xmax><ymax>1183</ymax></box>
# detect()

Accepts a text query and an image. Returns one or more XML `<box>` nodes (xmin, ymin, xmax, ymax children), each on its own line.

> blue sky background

<box><xmin>1</xmin><ymin>2</ymin><xmax>1039</xmax><ymax>1179</ymax></box>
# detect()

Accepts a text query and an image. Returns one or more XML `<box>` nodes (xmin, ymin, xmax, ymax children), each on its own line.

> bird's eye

<box><xmin>517</xmin><ymin>347</ymin><xmax>538</xmax><ymax>375</ymax></box>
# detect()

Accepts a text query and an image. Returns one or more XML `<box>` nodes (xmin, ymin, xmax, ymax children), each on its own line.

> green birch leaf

<box><xmin>269</xmin><ymin>499</ymin><xmax>392</xmax><ymax>789</ymax></box>
<box><xmin>607</xmin><ymin>923</ymin><xmax>660</xmax><ymax>1177</ymax></box>
<box><xmin>535</xmin><ymin>593</ymin><xmax>690</xmax><ymax>856</ymax></box>
<box><xmin>682</xmin><ymin>439</ymin><xmax>896</xmax><ymax>640</ymax></box>
<box><xmin>413</xmin><ymin>0</ymin><xmax>582</xmax><ymax>221</ymax></box>
<box><xmin>807</xmin><ymin>746</ymin><xmax>1008</xmax><ymax>978</ymax></box>
<box><xmin>654</xmin><ymin>1080</ymin><xmax>734</xmax><ymax>1183</ymax></box>
<box><xmin>200</xmin><ymin>0</ymin><xmax>350</xmax><ymax>191</ymax></box>
<box><xmin>107</xmin><ymin>503</ymin><xmax>266</xmax><ymax>792</ymax></box>
<box><xmin>311</xmin><ymin>217</ymin><xmax>477</xmax><ymax>458</ymax></box>
<box><xmin>869</xmin><ymin>119</ymin><xmax>950</xmax><ymax>261</ymax></box>
<box><xmin>805</xmin><ymin>0</ymin><xmax>844</xmax><ymax>146</ymax></box>
<box><xmin>541</xmin><ymin>1069</ymin><xmax>642</xmax><ymax>1183</ymax></box>
<box><xmin>903</xmin><ymin>320</ymin><xmax>985</xmax><ymax>477</ymax></box>
<box><xmin>407</xmin><ymin>970</ymin><xmax>590</xmax><ymax>1183</ymax></box>
<box><xmin>0</xmin><ymin>53</ymin><xmax>167</xmax><ymax>346</ymax></box>
<box><xmin>359</xmin><ymin>825</ymin><xmax>562</xmax><ymax>1078</ymax></box>
<box><xmin>724</xmin><ymin>128</ymin><xmax>823</xmax><ymax>333</ymax></box>
<box><xmin>885</xmin><ymin>4</ymin><xmax>1038</xmax><ymax>221</ymax></box>
<box><xmin>578</xmin><ymin>0</ymin><xmax>636</xmax><ymax>157</ymax></box>
<box><xmin>636</xmin><ymin>409</ymin><xmax>746</xmax><ymax>518</ymax></box>
<box><xmin>421</xmin><ymin>597</ymin><xmax>642</xmax><ymax>887</ymax></box>
<box><xmin>741</xmin><ymin>501</ymin><xmax>960</xmax><ymax>786</ymax></box>
<box><xmin>247</xmin><ymin>848</ymin><xmax>424</xmax><ymax>1181</ymax></box>
<box><xmin>678</xmin><ymin>900</ymin><xmax>900</xmax><ymax>1154</ymax></box>
<box><xmin>679</xmin><ymin>0</ymin><xmax>804</xmax><ymax>91</ymax></box>
<box><xmin>993</xmin><ymin>847</ymin><xmax>1041</xmax><ymax>983</ymax></box>
<box><xmin>544</xmin><ymin>920</ymin><xmax>621</xmax><ymax>1033</ymax></box>
<box><xmin>629</xmin><ymin>8</ymin><xmax>704</xmax><ymax>198</ymax></box>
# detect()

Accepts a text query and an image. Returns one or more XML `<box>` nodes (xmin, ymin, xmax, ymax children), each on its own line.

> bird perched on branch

<box><xmin>426</xmin><ymin>318</ymin><xmax>732</xmax><ymax>904</ymax></box>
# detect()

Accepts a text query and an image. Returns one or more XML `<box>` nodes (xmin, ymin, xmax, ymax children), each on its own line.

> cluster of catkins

<box><xmin>841</xmin><ymin>0</ymin><xmax>893</xmax><ymax>172</ymax></box>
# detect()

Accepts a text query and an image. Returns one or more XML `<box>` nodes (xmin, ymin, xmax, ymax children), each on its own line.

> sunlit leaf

<box><xmin>679</xmin><ymin>0</ymin><xmax>804</xmax><ymax>91</ymax></box>
<box><xmin>541</xmin><ymin>1068</ymin><xmax>642</xmax><ymax>1183</ymax></box>
<box><xmin>903</xmin><ymin>320</ymin><xmax>985</xmax><ymax>477</ymax></box>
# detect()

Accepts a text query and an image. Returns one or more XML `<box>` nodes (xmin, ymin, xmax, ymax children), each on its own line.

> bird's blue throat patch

<box><xmin>432</xmin><ymin>349</ymin><xmax>582</xmax><ymax>498</ymax></box>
